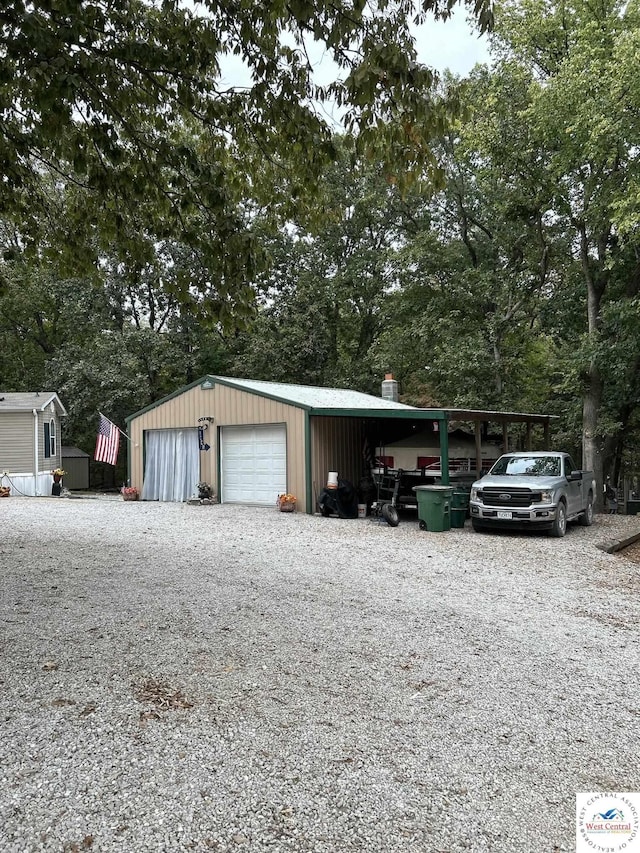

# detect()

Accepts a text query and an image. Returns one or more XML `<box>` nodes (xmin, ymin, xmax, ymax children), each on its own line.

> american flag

<box><xmin>362</xmin><ymin>436</ymin><xmax>374</xmax><ymax>471</ymax></box>
<box><xmin>95</xmin><ymin>413</ymin><xmax>120</xmax><ymax>466</ymax></box>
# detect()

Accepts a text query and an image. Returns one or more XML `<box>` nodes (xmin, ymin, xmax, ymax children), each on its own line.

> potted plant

<box><xmin>121</xmin><ymin>486</ymin><xmax>140</xmax><ymax>501</ymax></box>
<box><xmin>197</xmin><ymin>482</ymin><xmax>212</xmax><ymax>500</ymax></box>
<box><xmin>277</xmin><ymin>493</ymin><xmax>296</xmax><ymax>512</ymax></box>
<box><xmin>52</xmin><ymin>468</ymin><xmax>65</xmax><ymax>496</ymax></box>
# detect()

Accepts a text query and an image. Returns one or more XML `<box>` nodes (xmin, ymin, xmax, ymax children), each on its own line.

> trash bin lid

<box><xmin>412</xmin><ymin>485</ymin><xmax>455</xmax><ymax>492</ymax></box>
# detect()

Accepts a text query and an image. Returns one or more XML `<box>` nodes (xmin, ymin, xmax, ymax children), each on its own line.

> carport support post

<box><xmin>305</xmin><ymin>411</ymin><xmax>313</xmax><ymax>514</ymax></box>
<box><xmin>475</xmin><ymin>421</ymin><xmax>482</xmax><ymax>476</ymax></box>
<box><xmin>438</xmin><ymin>414</ymin><xmax>450</xmax><ymax>485</ymax></box>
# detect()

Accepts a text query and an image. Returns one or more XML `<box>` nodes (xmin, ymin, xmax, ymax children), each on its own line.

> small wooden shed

<box><xmin>61</xmin><ymin>446</ymin><xmax>90</xmax><ymax>490</ymax></box>
<box><xmin>0</xmin><ymin>391</ymin><xmax>67</xmax><ymax>496</ymax></box>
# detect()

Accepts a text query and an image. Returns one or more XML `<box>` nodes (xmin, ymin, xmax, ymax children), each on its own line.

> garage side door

<box><xmin>221</xmin><ymin>425</ymin><xmax>287</xmax><ymax>505</ymax></box>
<box><xmin>142</xmin><ymin>428</ymin><xmax>200</xmax><ymax>502</ymax></box>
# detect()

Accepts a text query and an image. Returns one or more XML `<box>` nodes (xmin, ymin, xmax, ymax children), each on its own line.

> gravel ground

<box><xmin>1</xmin><ymin>497</ymin><xmax>639</xmax><ymax>853</ymax></box>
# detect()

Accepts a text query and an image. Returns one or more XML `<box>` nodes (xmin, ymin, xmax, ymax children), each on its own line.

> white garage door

<box><xmin>221</xmin><ymin>425</ymin><xmax>287</xmax><ymax>505</ymax></box>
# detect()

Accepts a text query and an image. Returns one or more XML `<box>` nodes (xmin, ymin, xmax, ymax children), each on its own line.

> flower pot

<box><xmin>277</xmin><ymin>499</ymin><xmax>296</xmax><ymax>512</ymax></box>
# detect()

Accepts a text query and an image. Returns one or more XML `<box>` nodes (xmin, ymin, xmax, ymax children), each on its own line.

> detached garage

<box><xmin>126</xmin><ymin>375</ymin><xmax>418</xmax><ymax>511</ymax></box>
<box><xmin>126</xmin><ymin>375</ymin><xmax>555</xmax><ymax>512</ymax></box>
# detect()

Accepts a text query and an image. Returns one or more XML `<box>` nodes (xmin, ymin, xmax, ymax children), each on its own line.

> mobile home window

<box><xmin>44</xmin><ymin>419</ymin><xmax>55</xmax><ymax>458</ymax></box>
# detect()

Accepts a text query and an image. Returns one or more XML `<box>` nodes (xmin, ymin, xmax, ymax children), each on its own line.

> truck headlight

<box><xmin>470</xmin><ymin>487</ymin><xmax>479</xmax><ymax>501</ymax></box>
<box><xmin>540</xmin><ymin>491</ymin><xmax>553</xmax><ymax>504</ymax></box>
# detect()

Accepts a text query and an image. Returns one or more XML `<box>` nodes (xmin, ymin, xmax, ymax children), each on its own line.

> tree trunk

<box><xmin>582</xmin><ymin>365</ymin><xmax>603</xmax><ymax>509</ymax></box>
<box><xmin>579</xmin><ymin>222</ymin><xmax>607</xmax><ymax>510</ymax></box>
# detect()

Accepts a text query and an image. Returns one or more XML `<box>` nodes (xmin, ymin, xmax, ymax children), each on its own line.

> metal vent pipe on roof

<box><xmin>381</xmin><ymin>373</ymin><xmax>398</xmax><ymax>402</ymax></box>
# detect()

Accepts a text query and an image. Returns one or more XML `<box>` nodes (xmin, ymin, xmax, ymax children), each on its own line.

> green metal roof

<box><xmin>214</xmin><ymin>376</ymin><xmax>416</xmax><ymax>411</ymax></box>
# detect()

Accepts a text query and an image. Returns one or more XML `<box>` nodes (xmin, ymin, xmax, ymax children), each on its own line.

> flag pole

<box><xmin>98</xmin><ymin>411</ymin><xmax>131</xmax><ymax>442</ymax></box>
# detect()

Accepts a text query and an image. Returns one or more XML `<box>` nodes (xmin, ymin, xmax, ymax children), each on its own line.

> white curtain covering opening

<box><xmin>142</xmin><ymin>429</ymin><xmax>200</xmax><ymax>502</ymax></box>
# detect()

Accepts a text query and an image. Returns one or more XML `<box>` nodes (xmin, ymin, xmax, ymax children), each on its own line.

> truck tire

<box><xmin>579</xmin><ymin>492</ymin><xmax>594</xmax><ymax>526</ymax></box>
<box><xmin>550</xmin><ymin>500</ymin><xmax>567</xmax><ymax>537</ymax></box>
<box><xmin>472</xmin><ymin>519</ymin><xmax>486</xmax><ymax>533</ymax></box>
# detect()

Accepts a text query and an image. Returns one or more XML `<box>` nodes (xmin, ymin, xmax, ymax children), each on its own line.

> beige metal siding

<box><xmin>0</xmin><ymin>412</ymin><xmax>33</xmax><ymax>472</ymax></box>
<box><xmin>129</xmin><ymin>382</ymin><xmax>308</xmax><ymax>510</ymax></box>
<box><xmin>310</xmin><ymin>416</ymin><xmax>364</xmax><ymax>508</ymax></box>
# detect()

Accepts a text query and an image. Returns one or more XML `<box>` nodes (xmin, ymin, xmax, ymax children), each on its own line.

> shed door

<box><xmin>221</xmin><ymin>425</ymin><xmax>286</xmax><ymax>505</ymax></box>
<box><xmin>142</xmin><ymin>429</ymin><xmax>200</xmax><ymax>502</ymax></box>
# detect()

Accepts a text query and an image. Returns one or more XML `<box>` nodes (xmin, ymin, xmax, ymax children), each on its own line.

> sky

<box><xmin>413</xmin><ymin>11</ymin><xmax>491</xmax><ymax>76</ymax></box>
<box><xmin>217</xmin><ymin>8</ymin><xmax>491</xmax><ymax>92</ymax></box>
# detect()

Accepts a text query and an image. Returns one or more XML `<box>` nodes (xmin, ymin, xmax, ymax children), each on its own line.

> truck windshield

<box><xmin>489</xmin><ymin>456</ymin><xmax>561</xmax><ymax>476</ymax></box>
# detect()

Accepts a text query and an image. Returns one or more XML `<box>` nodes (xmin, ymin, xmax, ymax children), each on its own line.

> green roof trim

<box><xmin>309</xmin><ymin>407</ymin><xmax>447</xmax><ymax>419</ymax></box>
<box><xmin>126</xmin><ymin>375</ymin><xmax>214</xmax><ymax>423</ymax></box>
<box><xmin>210</xmin><ymin>376</ymin><xmax>313</xmax><ymax>411</ymax></box>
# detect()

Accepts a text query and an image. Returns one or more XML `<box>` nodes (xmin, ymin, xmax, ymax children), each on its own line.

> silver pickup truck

<box><xmin>469</xmin><ymin>451</ymin><xmax>596</xmax><ymax>537</ymax></box>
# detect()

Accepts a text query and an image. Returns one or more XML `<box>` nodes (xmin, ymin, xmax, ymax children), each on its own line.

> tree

<box><xmin>1</xmin><ymin>0</ymin><xmax>493</xmax><ymax>316</ymax></box>
<box><xmin>232</xmin><ymin>141</ymin><xmax>418</xmax><ymax>390</ymax></box>
<box><xmin>492</xmin><ymin>0</ymin><xmax>640</xmax><ymax>497</ymax></box>
<box><xmin>372</xmin><ymin>67</ymin><xmax>564</xmax><ymax>413</ymax></box>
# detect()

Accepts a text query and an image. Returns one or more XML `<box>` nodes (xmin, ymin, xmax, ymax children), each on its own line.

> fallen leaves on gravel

<box><xmin>63</xmin><ymin>836</ymin><xmax>93</xmax><ymax>851</ymax></box>
<box><xmin>134</xmin><ymin>677</ymin><xmax>194</xmax><ymax>711</ymax></box>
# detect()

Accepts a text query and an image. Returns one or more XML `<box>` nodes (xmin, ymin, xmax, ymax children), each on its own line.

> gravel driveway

<box><xmin>1</xmin><ymin>497</ymin><xmax>639</xmax><ymax>853</ymax></box>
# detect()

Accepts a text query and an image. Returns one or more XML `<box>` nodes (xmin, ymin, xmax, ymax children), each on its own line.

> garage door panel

<box><xmin>221</xmin><ymin>425</ymin><xmax>287</xmax><ymax>505</ymax></box>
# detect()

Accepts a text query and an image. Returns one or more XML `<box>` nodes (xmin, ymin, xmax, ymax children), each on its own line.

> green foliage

<box><xmin>232</xmin><ymin>141</ymin><xmax>420</xmax><ymax>391</ymax></box>
<box><xmin>1</xmin><ymin>0</ymin><xmax>493</xmax><ymax>322</ymax></box>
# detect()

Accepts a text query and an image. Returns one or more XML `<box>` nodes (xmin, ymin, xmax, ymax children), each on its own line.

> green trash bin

<box><xmin>450</xmin><ymin>488</ymin><xmax>470</xmax><ymax>528</ymax></box>
<box><xmin>413</xmin><ymin>485</ymin><xmax>454</xmax><ymax>532</ymax></box>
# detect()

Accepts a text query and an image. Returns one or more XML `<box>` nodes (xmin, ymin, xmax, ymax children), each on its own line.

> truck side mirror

<box><xmin>568</xmin><ymin>470</ymin><xmax>583</xmax><ymax>481</ymax></box>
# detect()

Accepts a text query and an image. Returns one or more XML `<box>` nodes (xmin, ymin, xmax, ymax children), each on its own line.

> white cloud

<box><xmin>414</xmin><ymin>12</ymin><xmax>490</xmax><ymax>76</ymax></box>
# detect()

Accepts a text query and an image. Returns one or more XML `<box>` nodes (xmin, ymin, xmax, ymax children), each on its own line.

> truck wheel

<box><xmin>579</xmin><ymin>493</ymin><xmax>594</xmax><ymax>526</ymax></box>
<box><xmin>550</xmin><ymin>500</ymin><xmax>567</xmax><ymax>537</ymax></box>
<box><xmin>471</xmin><ymin>519</ymin><xmax>486</xmax><ymax>533</ymax></box>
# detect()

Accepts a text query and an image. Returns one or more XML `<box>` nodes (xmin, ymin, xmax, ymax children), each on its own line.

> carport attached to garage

<box><xmin>126</xmin><ymin>376</ymin><xmax>555</xmax><ymax>512</ymax></box>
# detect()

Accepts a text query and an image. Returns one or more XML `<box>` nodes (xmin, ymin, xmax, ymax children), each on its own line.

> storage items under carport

<box><xmin>450</xmin><ymin>487</ymin><xmax>471</xmax><ymax>528</ymax></box>
<box><xmin>413</xmin><ymin>485</ymin><xmax>454</xmax><ymax>532</ymax></box>
<box><xmin>317</xmin><ymin>478</ymin><xmax>359</xmax><ymax>518</ymax></box>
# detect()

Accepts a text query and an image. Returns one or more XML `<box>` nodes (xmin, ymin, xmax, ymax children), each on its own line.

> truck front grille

<box><xmin>479</xmin><ymin>487</ymin><xmax>542</xmax><ymax>508</ymax></box>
